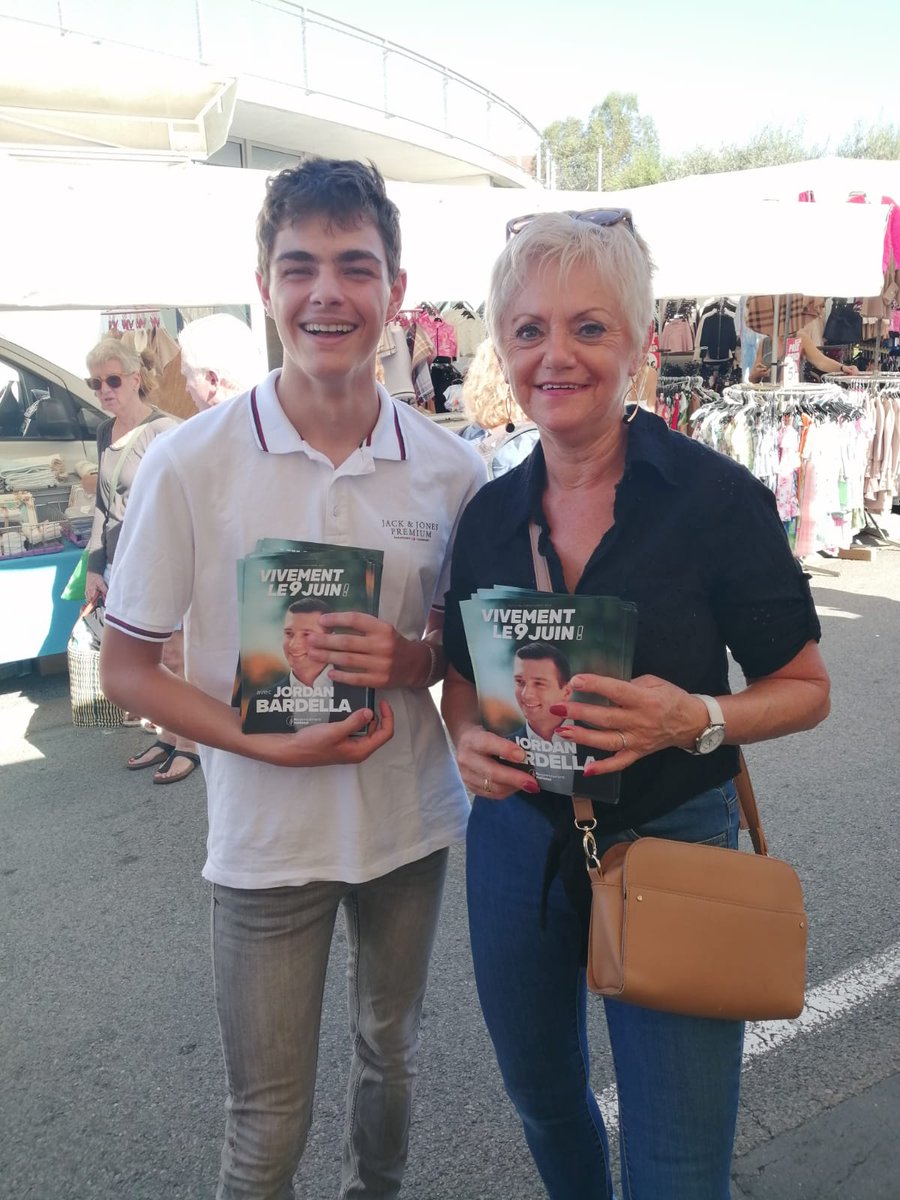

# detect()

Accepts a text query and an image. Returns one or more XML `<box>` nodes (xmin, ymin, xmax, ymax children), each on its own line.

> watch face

<box><xmin>697</xmin><ymin>725</ymin><xmax>726</xmax><ymax>754</ymax></box>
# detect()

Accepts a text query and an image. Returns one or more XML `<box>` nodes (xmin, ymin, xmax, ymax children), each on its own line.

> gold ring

<box><xmin>482</xmin><ymin>776</ymin><xmax>493</xmax><ymax>793</ymax></box>
<box><xmin>616</xmin><ymin>730</ymin><xmax>628</xmax><ymax>752</ymax></box>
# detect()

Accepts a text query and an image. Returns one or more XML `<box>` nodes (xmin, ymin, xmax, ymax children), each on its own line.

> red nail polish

<box><xmin>548</xmin><ymin>704</ymin><xmax>567</xmax><ymax>716</ymax></box>
<box><xmin>522</xmin><ymin>779</ymin><xmax>541</xmax><ymax>794</ymax></box>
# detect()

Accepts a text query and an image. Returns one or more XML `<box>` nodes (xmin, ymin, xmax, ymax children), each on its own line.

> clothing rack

<box><xmin>692</xmin><ymin>382</ymin><xmax>872</xmax><ymax>558</ymax></box>
<box><xmin>718</xmin><ymin>381</ymin><xmax>864</xmax><ymax>416</ymax></box>
<box><xmin>822</xmin><ymin>372</ymin><xmax>900</xmax><ymax>389</ymax></box>
<box><xmin>823</xmin><ymin>374</ymin><xmax>900</xmax><ymax>524</ymax></box>
<box><xmin>659</xmin><ymin>375</ymin><xmax>704</xmax><ymax>393</ymax></box>
<box><xmin>653</xmin><ymin>375</ymin><xmax>708</xmax><ymax>434</ymax></box>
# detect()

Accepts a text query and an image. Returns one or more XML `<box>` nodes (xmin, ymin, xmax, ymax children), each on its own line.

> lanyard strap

<box><xmin>527</xmin><ymin>520</ymin><xmax>768</xmax><ymax>857</ymax></box>
<box><xmin>102</xmin><ymin>422</ymin><xmax>146</xmax><ymax>531</ymax></box>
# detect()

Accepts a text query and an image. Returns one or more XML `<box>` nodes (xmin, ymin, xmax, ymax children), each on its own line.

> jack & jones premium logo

<box><xmin>380</xmin><ymin>518</ymin><xmax>440</xmax><ymax>543</ymax></box>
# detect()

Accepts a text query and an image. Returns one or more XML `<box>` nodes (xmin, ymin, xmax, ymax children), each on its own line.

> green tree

<box><xmin>663</xmin><ymin>125</ymin><xmax>818</xmax><ymax>180</ymax></box>
<box><xmin>542</xmin><ymin>115</ymin><xmax>596</xmax><ymax>191</ymax></box>
<box><xmin>543</xmin><ymin>92</ymin><xmax>664</xmax><ymax>191</ymax></box>
<box><xmin>837</xmin><ymin>121</ymin><xmax>900</xmax><ymax>159</ymax></box>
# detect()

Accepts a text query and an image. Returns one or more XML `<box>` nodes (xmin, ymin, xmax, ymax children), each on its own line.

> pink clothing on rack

<box><xmin>411</xmin><ymin>310</ymin><xmax>458</xmax><ymax>359</ymax></box>
<box><xmin>659</xmin><ymin>318</ymin><xmax>694</xmax><ymax>353</ymax></box>
<box><xmin>845</xmin><ymin>192</ymin><xmax>900</xmax><ymax>276</ymax></box>
<box><xmin>881</xmin><ymin>197</ymin><xmax>900</xmax><ymax>275</ymax></box>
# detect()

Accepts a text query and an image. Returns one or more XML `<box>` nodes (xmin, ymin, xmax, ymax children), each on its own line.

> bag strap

<box><xmin>102</xmin><ymin>422</ymin><xmax>146</xmax><ymax>530</ymax></box>
<box><xmin>734</xmin><ymin>749</ymin><xmax>768</xmax><ymax>855</ymax></box>
<box><xmin>527</xmin><ymin>523</ymin><xmax>770</xmax><ymax>859</ymax></box>
<box><xmin>528</xmin><ymin>523</ymin><xmax>602</xmax><ymax>852</ymax></box>
<box><xmin>529</xmin><ymin>521</ymin><xmax>552</xmax><ymax>591</ymax></box>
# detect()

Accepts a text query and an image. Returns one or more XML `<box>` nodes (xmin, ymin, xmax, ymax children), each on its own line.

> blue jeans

<box><xmin>211</xmin><ymin>848</ymin><xmax>448</xmax><ymax>1200</ymax></box>
<box><xmin>467</xmin><ymin>785</ymin><xmax>743</xmax><ymax>1200</ymax></box>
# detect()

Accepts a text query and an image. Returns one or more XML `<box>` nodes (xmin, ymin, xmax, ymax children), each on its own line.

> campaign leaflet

<box><xmin>459</xmin><ymin>589</ymin><xmax>637</xmax><ymax>803</ymax></box>
<box><xmin>235</xmin><ymin>539</ymin><xmax>383</xmax><ymax>735</ymax></box>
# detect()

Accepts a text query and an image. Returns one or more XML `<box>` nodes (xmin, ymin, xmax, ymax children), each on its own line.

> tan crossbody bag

<box><xmin>529</xmin><ymin>523</ymin><xmax>807</xmax><ymax>1021</ymax></box>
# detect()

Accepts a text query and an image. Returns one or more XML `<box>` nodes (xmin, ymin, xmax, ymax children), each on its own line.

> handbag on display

<box><xmin>528</xmin><ymin>523</ymin><xmax>807</xmax><ymax>1022</ymax></box>
<box><xmin>823</xmin><ymin>300</ymin><xmax>862</xmax><ymax>345</ymax></box>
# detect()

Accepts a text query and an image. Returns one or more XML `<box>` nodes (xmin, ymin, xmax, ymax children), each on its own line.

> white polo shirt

<box><xmin>105</xmin><ymin>372</ymin><xmax>486</xmax><ymax>888</ymax></box>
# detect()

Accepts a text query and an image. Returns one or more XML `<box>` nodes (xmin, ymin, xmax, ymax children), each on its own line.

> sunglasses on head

<box><xmin>85</xmin><ymin>374</ymin><xmax>126</xmax><ymax>391</ymax></box>
<box><xmin>506</xmin><ymin>207</ymin><xmax>635</xmax><ymax>241</ymax></box>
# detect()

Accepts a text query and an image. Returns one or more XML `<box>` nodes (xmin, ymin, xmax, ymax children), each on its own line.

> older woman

<box><xmin>441</xmin><ymin>211</ymin><xmax>830</xmax><ymax>1199</ymax></box>
<box><xmin>459</xmin><ymin>336</ymin><xmax>538</xmax><ymax>477</ymax></box>
<box><xmin>84</xmin><ymin>338</ymin><xmax>197</xmax><ymax>783</ymax></box>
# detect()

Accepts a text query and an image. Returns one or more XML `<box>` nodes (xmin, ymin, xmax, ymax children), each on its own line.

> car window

<box><xmin>0</xmin><ymin>354</ymin><xmax>82</xmax><ymax>441</ymax></box>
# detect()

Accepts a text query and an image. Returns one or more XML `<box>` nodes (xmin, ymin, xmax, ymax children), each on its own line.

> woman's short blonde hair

<box><xmin>85</xmin><ymin>336</ymin><xmax>156</xmax><ymax>399</ymax></box>
<box><xmin>462</xmin><ymin>338</ymin><xmax>527</xmax><ymax>430</ymax></box>
<box><xmin>86</xmin><ymin>336</ymin><xmax>142</xmax><ymax>376</ymax></box>
<box><xmin>485</xmin><ymin>212</ymin><xmax>656</xmax><ymax>361</ymax></box>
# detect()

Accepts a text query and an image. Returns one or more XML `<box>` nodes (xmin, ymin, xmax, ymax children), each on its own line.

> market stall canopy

<box><xmin>608</xmin><ymin>156</ymin><xmax>900</xmax><ymax>207</ymax></box>
<box><xmin>0</xmin><ymin>158</ymin><xmax>891</xmax><ymax>309</ymax></box>
<box><xmin>0</xmin><ymin>20</ymin><xmax>236</xmax><ymax>161</ymax></box>
<box><xmin>0</xmin><ymin>158</ymin><xmax>264</xmax><ymax>309</ymax></box>
<box><xmin>392</xmin><ymin>182</ymin><xmax>890</xmax><ymax>302</ymax></box>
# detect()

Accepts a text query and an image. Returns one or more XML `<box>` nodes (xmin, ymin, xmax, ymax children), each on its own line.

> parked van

<box><xmin>0</xmin><ymin>336</ymin><xmax>105</xmax><ymax>474</ymax></box>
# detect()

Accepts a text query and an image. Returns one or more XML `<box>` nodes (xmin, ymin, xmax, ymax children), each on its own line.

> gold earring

<box><xmin>623</xmin><ymin>365</ymin><xmax>645</xmax><ymax>423</ymax></box>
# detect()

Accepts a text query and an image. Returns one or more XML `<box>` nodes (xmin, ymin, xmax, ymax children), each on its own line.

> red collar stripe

<box><xmin>392</xmin><ymin>407</ymin><xmax>407</xmax><ymax>461</ymax></box>
<box><xmin>249</xmin><ymin>386</ymin><xmax>269</xmax><ymax>452</ymax></box>
<box><xmin>104</xmin><ymin>613</ymin><xmax>170</xmax><ymax>641</ymax></box>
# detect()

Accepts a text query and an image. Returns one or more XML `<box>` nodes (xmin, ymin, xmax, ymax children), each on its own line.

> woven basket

<box><xmin>67</xmin><ymin>640</ymin><xmax>124</xmax><ymax>728</ymax></box>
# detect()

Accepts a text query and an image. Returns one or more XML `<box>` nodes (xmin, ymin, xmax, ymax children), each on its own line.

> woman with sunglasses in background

<box><xmin>83</xmin><ymin>338</ymin><xmax>198</xmax><ymax>782</ymax></box>
<box><xmin>441</xmin><ymin>211</ymin><xmax>830</xmax><ymax>1198</ymax></box>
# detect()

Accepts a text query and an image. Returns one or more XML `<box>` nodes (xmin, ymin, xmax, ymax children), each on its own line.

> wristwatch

<box><xmin>685</xmin><ymin>694</ymin><xmax>726</xmax><ymax>755</ymax></box>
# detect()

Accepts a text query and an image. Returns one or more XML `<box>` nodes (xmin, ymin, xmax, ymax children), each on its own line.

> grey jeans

<box><xmin>211</xmin><ymin>848</ymin><xmax>449</xmax><ymax>1200</ymax></box>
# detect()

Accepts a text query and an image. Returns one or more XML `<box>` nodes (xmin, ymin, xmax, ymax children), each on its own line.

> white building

<box><xmin>0</xmin><ymin>4</ymin><xmax>548</xmax><ymax>187</ymax></box>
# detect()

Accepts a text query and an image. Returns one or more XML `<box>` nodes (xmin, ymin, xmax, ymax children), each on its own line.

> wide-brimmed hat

<box><xmin>745</xmin><ymin>295</ymin><xmax>824</xmax><ymax>339</ymax></box>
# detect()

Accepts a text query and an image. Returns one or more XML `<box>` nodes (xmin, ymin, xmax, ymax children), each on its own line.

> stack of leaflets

<box><xmin>459</xmin><ymin>588</ymin><xmax>638</xmax><ymax>803</ymax></box>
<box><xmin>234</xmin><ymin>538</ymin><xmax>383</xmax><ymax>735</ymax></box>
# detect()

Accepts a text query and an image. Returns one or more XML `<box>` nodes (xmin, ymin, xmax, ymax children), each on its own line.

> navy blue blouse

<box><xmin>443</xmin><ymin>407</ymin><xmax>822</xmax><ymax>833</ymax></box>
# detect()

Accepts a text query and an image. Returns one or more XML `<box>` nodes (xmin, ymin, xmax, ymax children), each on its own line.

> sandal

<box><xmin>122</xmin><ymin>714</ymin><xmax>144</xmax><ymax>728</ymax></box>
<box><xmin>127</xmin><ymin>740</ymin><xmax>175</xmax><ymax>771</ymax></box>
<box><xmin>153</xmin><ymin>750</ymin><xmax>201</xmax><ymax>785</ymax></box>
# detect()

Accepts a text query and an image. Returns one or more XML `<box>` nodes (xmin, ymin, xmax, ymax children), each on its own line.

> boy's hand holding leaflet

<box><xmin>246</xmin><ymin>699</ymin><xmax>395</xmax><ymax>767</ymax></box>
<box><xmin>237</xmin><ymin>540</ymin><xmax>386</xmax><ymax>736</ymax></box>
<box><xmin>310</xmin><ymin>611</ymin><xmax>435</xmax><ymax>690</ymax></box>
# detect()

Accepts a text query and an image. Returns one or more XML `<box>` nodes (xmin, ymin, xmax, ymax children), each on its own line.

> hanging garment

<box><xmin>691</xmin><ymin>383</ymin><xmax>871</xmax><ymax>555</ymax></box>
<box><xmin>659</xmin><ymin>317</ymin><xmax>695</xmax><ymax>353</ymax></box>
<box><xmin>698</xmin><ymin>310</ymin><xmax>737</xmax><ymax>361</ymax></box>
<box><xmin>440</xmin><ymin>303</ymin><xmax>485</xmax><ymax>359</ymax></box>
<box><xmin>380</xmin><ymin>323</ymin><xmax>416</xmax><ymax>404</ymax></box>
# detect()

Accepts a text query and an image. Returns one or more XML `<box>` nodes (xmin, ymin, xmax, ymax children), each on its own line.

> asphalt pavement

<box><xmin>2</xmin><ymin>526</ymin><xmax>899</xmax><ymax>1199</ymax></box>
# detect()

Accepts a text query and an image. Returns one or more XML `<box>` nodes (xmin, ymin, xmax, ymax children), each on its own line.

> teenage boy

<box><xmin>101</xmin><ymin>158</ymin><xmax>485</xmax><ymax>1200</ymax></box>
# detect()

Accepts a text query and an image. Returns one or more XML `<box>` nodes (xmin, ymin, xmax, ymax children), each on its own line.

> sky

<box><xmin>302</xmin><ymin>0</ymin><xmax>897</xmax><ymax>158</ymax></box>
<box><xmin>6</xmin><ymin>0</ymin><xmax>898</xmax><ymax>158</ymax></box>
